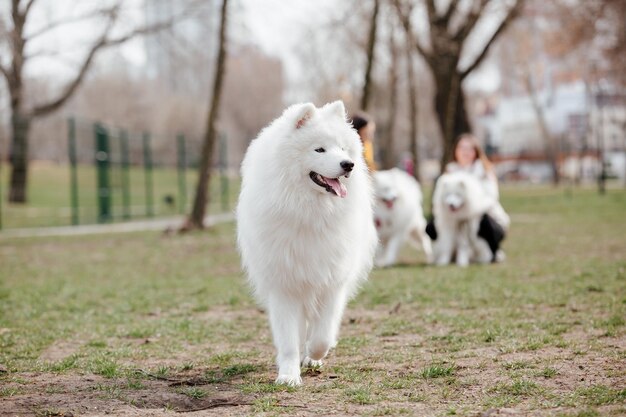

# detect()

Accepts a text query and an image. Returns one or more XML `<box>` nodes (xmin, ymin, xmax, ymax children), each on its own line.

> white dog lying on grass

<box><xmin>373</xmin><ymin>168</ymin><xmax>432</xmax><ymax>267</ymax></box>
<box><xmin>236</xmin><ymin>101</ymin><xmax>377</xmax><ymax>386</ymax></box>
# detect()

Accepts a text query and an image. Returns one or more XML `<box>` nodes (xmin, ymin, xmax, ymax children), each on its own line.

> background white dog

<box><xmin>373</xmin><ymin>168</ymin><xmax>432</xmax><ymax>267</ymax></box>
<box><xmin>237</xmin><ymin>101</ymin><xmax>377</xmax><ymax>386</ymax></box>
<box><xmin>431</xmin><ymin>171</ymin><xmax>494</xmax><ymax>266</ymax></box>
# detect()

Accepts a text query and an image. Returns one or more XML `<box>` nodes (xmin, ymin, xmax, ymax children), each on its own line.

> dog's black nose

<box><xmin>340</xmin><ymin>160</ymin><xmax>354</xmax><ymax>172</ymax></box>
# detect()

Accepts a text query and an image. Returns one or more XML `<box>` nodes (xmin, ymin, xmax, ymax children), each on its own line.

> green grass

<box><xmin>421</xmin><ymin>362</ymin><xmax>457</xmax><ymax>379</ymax></box>
<box><xmin>572</xmin><ymin>385</ymin><xmax>626</xmax><ymax>406</ymax></box>
<box><xmin>0</xmin><ymin>162</ymin><xmax>239</xmax><ymax>228</ymax></box>
<box><xmin>177</xmin><ymin>386</ymin><xmax>208</xmax><ymax>399</ymax></box>
<box><xmin>0</xmin><ymin>185</ymin><xmax>625</xmax><ymax>416</ymax></box>
<box><xmin>535</xmin><ymin>366</ymin><xmax>558</xmax><ymax>379</ymax></box>
<box><xmin>89</xmin><ymin>356</ymin><xmax>121</xmax><ymax>378</ymax></box>
<box><xmin>0</xmin><ymin>386</ymin><xmax>22</xmax><ymax>397</ymax></box>
<box><xmin>345</xmin><ymin>386</ymin><xmax>375</xmax><ymax>405</ymax></box>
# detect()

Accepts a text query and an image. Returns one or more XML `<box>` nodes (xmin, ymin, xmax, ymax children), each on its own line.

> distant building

<box><xmin>475</xmin><ymin>81</ymin><xmax>626</xmax><ymax>183</ymax></box>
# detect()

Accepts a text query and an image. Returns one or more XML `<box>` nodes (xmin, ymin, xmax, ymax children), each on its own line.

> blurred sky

<box><xmin>239</xmin><ymin>0</ymin><xmax>500</xmax><ymax>92</ymax></box>
<box><xmin>19</xmin><ymin>0</ymin><xmax>500</xmax><ymax>92</ymax></box>
<box><xmin>23</xmin><ymin>0</ymin><xmax>334</xmax><ymax>79</ymax></box>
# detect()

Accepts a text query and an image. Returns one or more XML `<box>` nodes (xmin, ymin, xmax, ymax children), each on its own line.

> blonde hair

<box><xmin>453</xmin><ymin>133</ymin><xmax>494</xmax><ymax>174</ymax></box>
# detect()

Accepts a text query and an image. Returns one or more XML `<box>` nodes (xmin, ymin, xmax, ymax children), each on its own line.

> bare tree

<box><xmin>524</xmin><ymin>72</ymin><xmax>560</xmax><ymax>184</ymax></box>
<box><xmin>550</xmin><ymin>0</ymin><xmax>625</xmax><ymax>87</ymax></box>
<box><xmin>382</xmin><ymin>23</ymin><xmax>399</xmax><ymax>170</ymax></box>
<box><xmin>360</xmin><ymin>0</ymin><xmax>380</xmax><ymax>111</ymax></box>
<box><xmin>221</xmin><ymin>47</ymin><xmax>285</xmax><ymax>167</ymax></box>
<box><xmin>185</xmin><ymin>0</ymin><xmax>229</xmax><ymax>230</ymax></box>
<box><xmin>497</xmin><ymin>0</ymin><xmax>624</xmax><ymax>186</ymax></box>
<box><xmin>398</xmin><ymin>5</ymin><xmax>421</xmax><ymax>181</ymax></box>
<box><xmin>394</xmin><ymin>0</ymin><xmax>524</xmax><ymax>168</ymax></box>
<box><xmin>0</xmin><ymin>0</ymin><xmax>197</xmax><ymax>203</ymax></box>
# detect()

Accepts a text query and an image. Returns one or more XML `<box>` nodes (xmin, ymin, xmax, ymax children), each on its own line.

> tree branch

<box><xmin>29</xmin><ymin>10</ymin><xmax>116</xmax><ymax>117</ymax></box>
<box><xmin>21</xmin><ymin>0</ymin><xmax>38</xmax><ymax>17</ymax></box>
<box><xmin>23</xmin><ymin>48</ymin><xmax>65</xmax><ymax>61</ymax></box>
<box><xmin>392</xmin><ymin>0</ymin><xmax>433</xmax><ymax>65</ymax></box>
<box><xmin>30</xmin><ymin>2</ymin><xmax>198</xmax><ymax>117</ymax></box>
<box><xmin>31</xmin><ymin>47</ymin><xmax>105</xmax><ymax>117</ymax></box>
<box><xmin>453</xmin><ymin>0</ymin><xmax>489</xmax><ymax>42</ymax></box>
<box><xmin>24</xmin><ymin>7</ymin><xmax>118</xmax><ymax>42</ymax></box>
<box><xmin>460</xmin><ymin>0</ymin><xmax>524</xmax><ymax>80</ymax></box>
<box><xmin>425</xmin><ymin>0</ymin><xmax>437</xmax><ymax>23</ymax></box>
<box><xmin>360</xmin><ymin>0</ymin><xmax>379</xmax><ymax>111</ymax></box>
<box><xmin>443</xmin><ymin>0</ymin><xmax>459</xmax><ymax>23</ymax></box>
<box><xmin>0</xmin><ymin>63</ymin><xmax>9</xmax><ymax>83</ymax></box>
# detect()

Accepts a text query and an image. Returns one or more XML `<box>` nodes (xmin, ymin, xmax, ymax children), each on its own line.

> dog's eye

<box><xmin>315</xmin><ymin>147</ymin><xmax>325</xmax><ymax>153</ymax></box>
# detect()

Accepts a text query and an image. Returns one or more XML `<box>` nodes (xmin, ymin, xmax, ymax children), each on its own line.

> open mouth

<box><xmin>309</xmin><ymin>171</ymin><xmax>347</xmax><ymax>198</ymax></box>
<box><xmin>448</xmin><ymin>203</ymin><xmax>464</xmax><ymax>212</ymax></box>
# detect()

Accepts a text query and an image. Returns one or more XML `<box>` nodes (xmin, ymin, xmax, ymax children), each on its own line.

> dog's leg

<box><xmin>469</xmin><ymin>218</ymin><xmax>492</xmax><ymax>264</ymax></box>
<box><xmin>434</xmin><ymin>223</ymin><xmax>455</xmax><ymax>265</ymax></box>
<box><xmin>473</xmin><ymin>238</ymin><xmax>493</xmax><ymax>264</ymax></box>
<box><xmin>374</xmin><ymin>240</ymin><xmax>387</xmax><ymax>267</ymax></box>
<box><xmin>299</xmin><ymin>314</ymin><xmax>310</xmax><ymax>365</ymax></box>
<box><xmin>379</xmin><ymin>234</ymin><xmax>403</xmax><ymax>267</ymax></box>
<box><xmin>268</xmin><ymin>292</ymin><xmax>303</xmax><ymax>386</ymax></box>
<box><xmin>456</xmin><ymin>222</ymin><xmax>471</xmax><ymax>267</ymax></box>
<box><xmin>420</xmin><ymin>229</ymin><xmax>433</xmax><ymax>263</ymax></box>
<box><xmin>304</xmin><ymin>287</ymin><xmax>348</xmax><ymax>366</ymax></box>
<box><xmin>408</xmin><ymin>222</ymin><xmax>434</xmax><ymax>264</ymax></box>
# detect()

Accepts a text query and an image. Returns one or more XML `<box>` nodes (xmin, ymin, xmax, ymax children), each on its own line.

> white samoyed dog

<box><xmin>431</xmin><ymin>171</ymin><xmax>495</xmax><ymax>267</ymax></box>
<box><xmin>373</xmin><ymin>168</ymin><xmax>432</xmax><ymax>267</ymax></box>
<box><xmin>236</xmin><ymin>101</ymin><xmax>378</xmax><ymax>386</ymax></box>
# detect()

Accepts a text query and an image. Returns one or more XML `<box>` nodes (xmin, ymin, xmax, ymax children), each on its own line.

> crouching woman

<box><xmin>427</xmin><ymin>133</ymin><xmax>510</xmax><ymax>262</ymax></box>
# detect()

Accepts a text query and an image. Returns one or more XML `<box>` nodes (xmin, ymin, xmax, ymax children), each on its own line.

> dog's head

<box><xmin>443</xmin><ymin>187</ymin><xmax>466</xmax><ymax>213</ymax></box>
<box><xmin>373</xmin><ymin>170</ymin><xmax>399</xmax><ymax>209</ymax></box>
<box><xmin>438</xmin><ymin>175</ymin><xmax>469</xmax><ymax>214</ymax></box>
<box><xmin>284</xmin><ymin>101</ymin><xmax>363</xmax><ymax>198</ymax></box>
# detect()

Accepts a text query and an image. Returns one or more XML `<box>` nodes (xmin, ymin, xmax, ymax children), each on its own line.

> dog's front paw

<box><xmin>275</xmin><ymin>374</ymin><xmax>302</xmax><ymax>386</ymax></box>
<box><xmin>456</xmin><ymin>258</ymin><xmax>469</xmax><ymax>267</ymax></box>
<box><xmin>301</xmin><ymin>356</ymin><xmax>323</xmax><ymax>368</ymax></box>
<box><xmin>456</xmin><ymin>250</ymin><xmax>470</xmax><ymax>267</ymax></box>
<box><xmin>435</xmin><ymin>257</ymin><xmax>450</xmax><ymax>266</ymax></box>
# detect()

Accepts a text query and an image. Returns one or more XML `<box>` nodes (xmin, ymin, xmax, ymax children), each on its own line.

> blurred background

<box><xmin>0</xmin><ymin>0</ymin><xmax>624</xmax><ymax>230</ymax></box>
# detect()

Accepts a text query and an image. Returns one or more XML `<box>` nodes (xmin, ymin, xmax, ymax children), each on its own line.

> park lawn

<box><xmin>0</xmin><ymin>161</ymin><xmax>239</xmax><ymax>229</ymax></box>
<box><xmin>0</xmin><ymin>186</ymin><xmax>625</xmax><ymax>416</ymax></box>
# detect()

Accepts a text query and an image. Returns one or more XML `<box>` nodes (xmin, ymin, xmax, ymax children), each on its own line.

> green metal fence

<box><xmin>0</xmin><ymin>117</ymin><xmax>236</xmax><ymax>230</ymax></box>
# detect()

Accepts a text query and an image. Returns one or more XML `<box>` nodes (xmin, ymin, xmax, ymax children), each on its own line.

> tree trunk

<box><xmin>7</xmin><ymin>2</ymin><xmax>27</xmax><ymax>203</ymax></box>
<box><xmin>434</xmin><ymin>68</ymin><xmax>470</xmax><ymax>170</ymax></box>
<box><xmin>405</xmin><ymin>47</ymin><xmax>420</xmax><ymax>181</ymax></box>
<box><xmin>393</xmin><ymin>0</ymin><xmax>522</xmax><ymax>175</ymax></box>
<box><xmin>186</xmin><ymin>0</ymin><xmax>229</xmax><ymax>230</ymax></box>
<box><xmin>8</xmin><ymin>112</ymin><xmax>31</xmax><ymax>203</ymax></box>
<box><xmin>2</xmin><ymin>1</ymin><xmax>190</xmax><ymax>205</ymax></box>
<box><xmin>525</xmin><ymin>73</ymin><xmax>560</xmax><ymax>185</ymax></box>
<box><xmin>383</xmin><ymin>26</ymin><xmax>398</xmax><ymax>170</ymax></box>
<box><xmin>360</xmin><ymin>0</ymin><xmax>379</xmax><ymax>111</ymax></box>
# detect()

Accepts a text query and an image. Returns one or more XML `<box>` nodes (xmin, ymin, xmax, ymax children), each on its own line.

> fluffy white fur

<box><xmin>373</xmin><ymin>168</ymin><xmax>432</xmax><ymax>267</ymax></box>
<box><xmin>431</xmin><ymin>171</ymin><xmax>495</xmax><ymax>267</ymax></box>
<box><xmin>236</xmin><ymin>101</ymin><xmax>378</xmax><ymax>386</ymax></box>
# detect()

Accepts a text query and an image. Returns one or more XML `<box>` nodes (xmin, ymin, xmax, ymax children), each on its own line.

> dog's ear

<box><xmin>324</xmin><ymin>100</ymin><xmax>346</xmax><ymax>119</ymax></box>
<box><xmin>295</xmin><ymin>103</ymin><xmax>316</xmax><ymax>129</ymax></box>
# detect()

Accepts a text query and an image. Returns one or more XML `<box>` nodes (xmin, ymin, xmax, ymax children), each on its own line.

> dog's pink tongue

<box><xmin>326</xmin><ymin>178</ymin><xmax>347</xmax><ymax>198</ymax></box>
